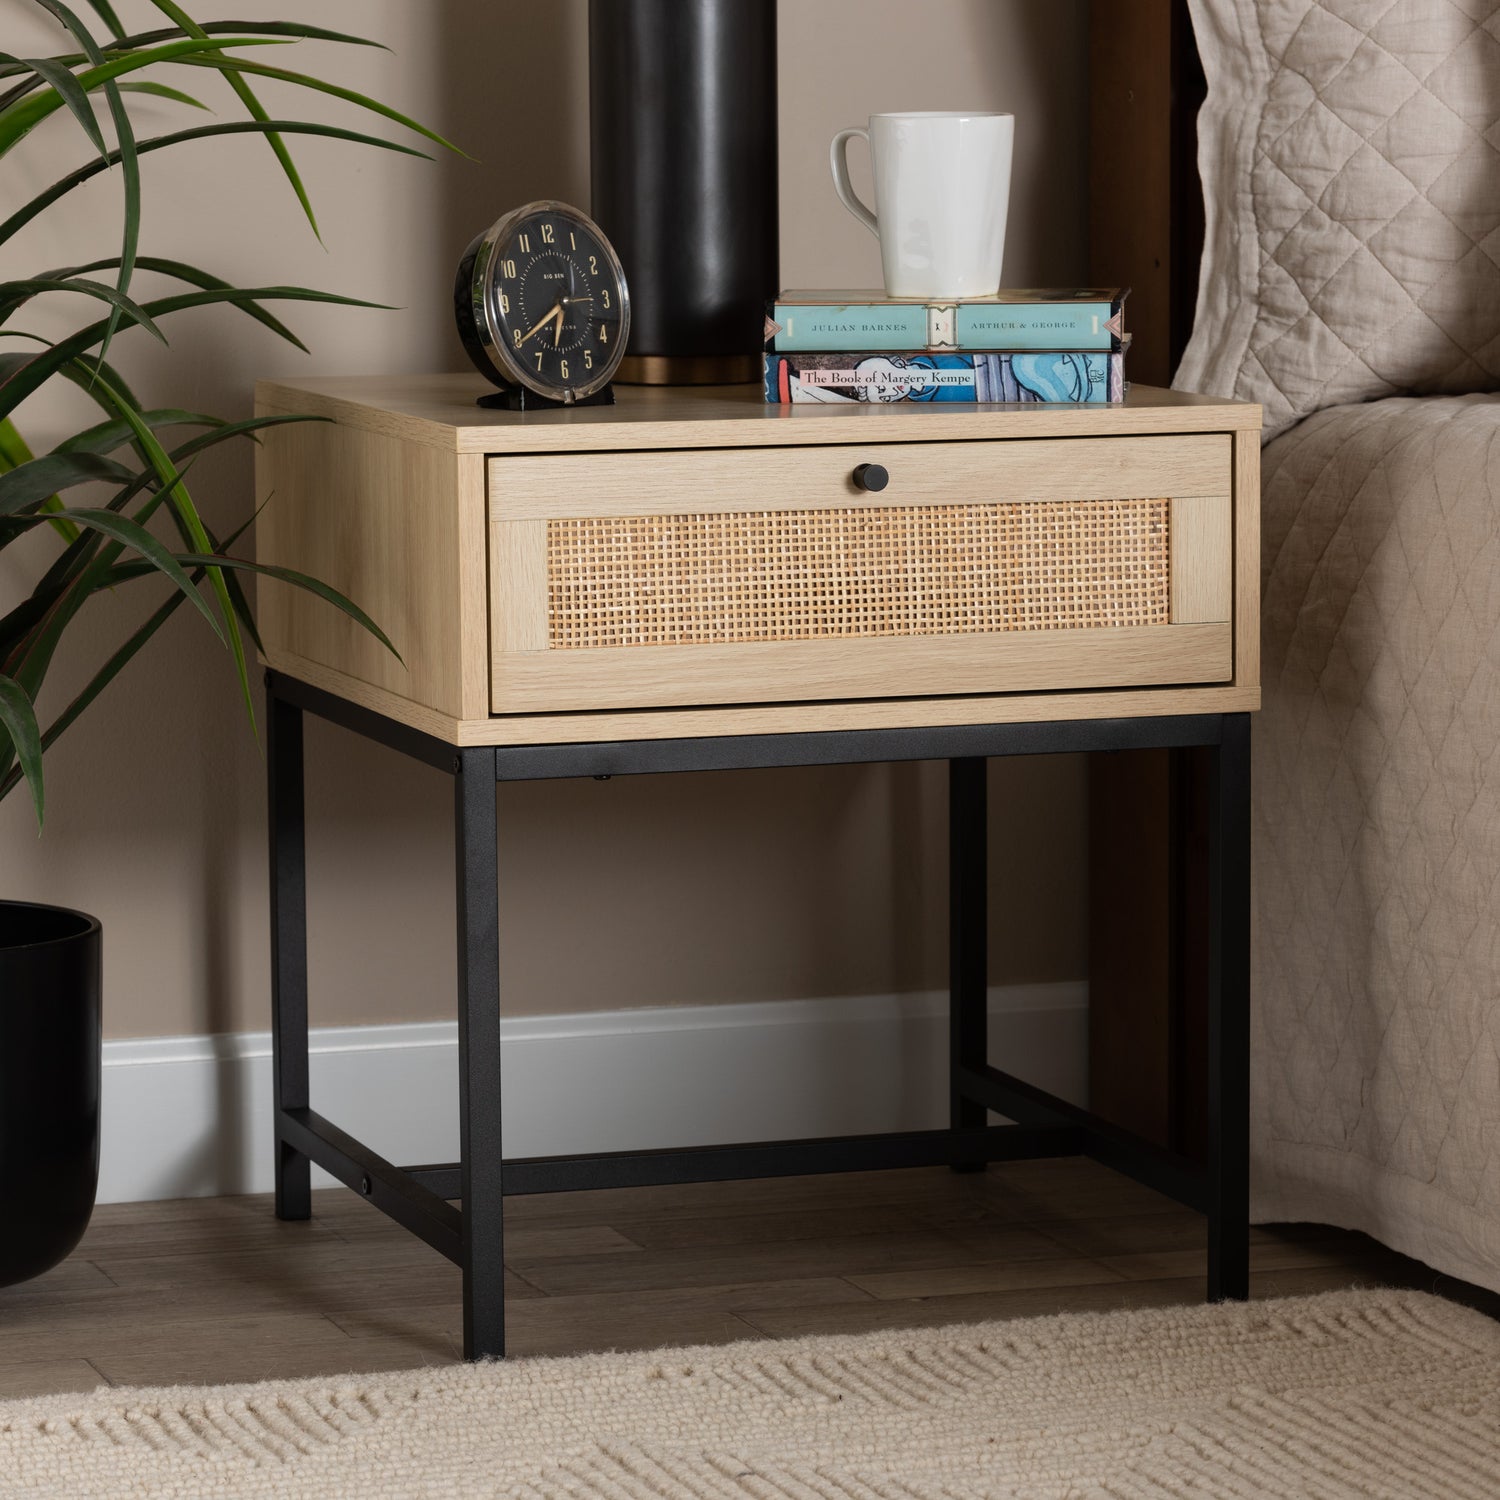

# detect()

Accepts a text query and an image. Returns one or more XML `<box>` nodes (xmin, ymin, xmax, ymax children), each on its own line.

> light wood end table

<box><xmin>254</xmin><ymin>377</ymin><xmax>1260</xmax><ymax>1359</ymax></box>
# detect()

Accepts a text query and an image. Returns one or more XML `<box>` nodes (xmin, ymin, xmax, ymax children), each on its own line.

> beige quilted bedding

<box><xmin>1180</xmin><ymin>0</ymin><xmax>1500</xmax><ymax>442</ymax></box>
<box><xmin>1255</xmin><ymin>392</ymin><xmax>1500</xmax><ymax>1289</ymax></box>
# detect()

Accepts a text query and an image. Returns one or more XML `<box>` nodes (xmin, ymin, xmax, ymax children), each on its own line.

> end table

<box><xmin>254</xmin><ymin>377</ymin><xmax>1260</xmax><ymax>1359</ymax></box>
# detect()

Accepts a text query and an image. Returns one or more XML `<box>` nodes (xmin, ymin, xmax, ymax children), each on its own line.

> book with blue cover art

<box><xmin>764</xmin><ymin>351</ymin><xmax>1126</xmax><ymax>405</ymax></box>
<box><xmin>766</xmin><ymin>288</ymin><xmax>1127</xmax><ymax>353</ymax></box>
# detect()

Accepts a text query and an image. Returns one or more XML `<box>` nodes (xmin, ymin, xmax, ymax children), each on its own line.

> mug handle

<box><xmin>830</xmin><ymin>127</ymin><xmax>878</xmax><ymax>237</ymax></box>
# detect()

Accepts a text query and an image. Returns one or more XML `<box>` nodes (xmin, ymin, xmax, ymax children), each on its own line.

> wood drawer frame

<box><xmin>486</xmin><ymin>435</ymin><xmax>1235</xmax><ymax>713</ymax></box>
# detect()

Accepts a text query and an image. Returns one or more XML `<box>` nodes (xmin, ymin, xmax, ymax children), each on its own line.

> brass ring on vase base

<box><xmin>615</xmin><ymin>354</ymin><xmax>762</xmax><ymax>386</ymax></box>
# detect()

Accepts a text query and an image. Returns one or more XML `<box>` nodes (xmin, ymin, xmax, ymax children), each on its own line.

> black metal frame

<box><xmin>267</xmin><ymin>669</ymin><xmax>1251</xmax><ymax>1360</ymax></box>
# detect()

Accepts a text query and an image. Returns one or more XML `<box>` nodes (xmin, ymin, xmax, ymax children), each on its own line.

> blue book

<box><xmin>765</xmin><ymin>351</ymin><xmax>1126</xmax><ymax>405</ymax></box>
<box><xmin>766</xmin><ymin>288</ymin><xmax>1126</xmax><ymax>353</ymax></box>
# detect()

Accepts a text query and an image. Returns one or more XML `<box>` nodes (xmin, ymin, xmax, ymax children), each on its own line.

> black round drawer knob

<box><xmin>853</xmin><ymin>462</ymin><xmax>889</xmax><ymax>492</ymax></box>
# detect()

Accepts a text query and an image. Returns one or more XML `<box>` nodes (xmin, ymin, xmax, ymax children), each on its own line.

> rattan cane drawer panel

<box><xmin>487</xmin><ymin>435</ymin><xmax>1230</xmax><ymax>521</ymax></box>
<box><xmin>546</xmin><ymin>498</ymin><xmax>1171</xmax><ymax>650</ymax></box>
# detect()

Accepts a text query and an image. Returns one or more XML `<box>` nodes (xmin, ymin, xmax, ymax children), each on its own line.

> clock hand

<box><xmin>516</xmin><ymin>316</ymin><xmax>549</xmax><ymax>347</ymax></box>
<box><xmin>549</xmin><ymin>295</ymin><xmax>592</xmax><ymax>345</ymax></box>
<box><xmin>548</xmin><ymin>295</ymin><xmax>595</xmax><ymax>344</ymax></box>
<box><xmin>517</xmin><ymin>302</ymin><xmax>565</xmax><ymax>347</ymax></box>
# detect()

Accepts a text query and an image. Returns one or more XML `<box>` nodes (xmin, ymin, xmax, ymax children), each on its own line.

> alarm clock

<box><xmin>454</xmin><ymin>200</ymin><xmax>630</xmax><ymax>410</ymax></box>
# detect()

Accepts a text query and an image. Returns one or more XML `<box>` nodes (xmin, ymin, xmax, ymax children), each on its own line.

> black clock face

<box><xmin>484</xmin><ymin>209</ymin><xmax>626</xmax><ymax>397</ymax></box>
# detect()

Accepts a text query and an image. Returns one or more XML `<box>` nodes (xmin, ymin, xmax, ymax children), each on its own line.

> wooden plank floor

<box><xmin>2</xmin><ymin>1157</ymin><xmax>1495</xmax><ymax>1399</ymax></box>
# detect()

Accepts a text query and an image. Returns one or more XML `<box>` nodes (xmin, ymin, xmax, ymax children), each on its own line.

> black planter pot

<box><xmin>0</xmin><ymin>901</ymin><xmax>101</xmax><ymax>1288</ymax></box>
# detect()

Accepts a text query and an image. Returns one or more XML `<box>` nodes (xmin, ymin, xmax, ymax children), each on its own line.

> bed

<box><xmin>1095</xmin><ymin>0</ymin><xmax>1500</xmax><ymax>1293</ymax></box>
<box><xmin>1254</xmin><ymin>392</ymin><xmax>1500</xmax><ymax>1288</ymax></box>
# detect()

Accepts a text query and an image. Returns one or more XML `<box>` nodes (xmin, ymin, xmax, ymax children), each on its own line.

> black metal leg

<box><xmin>268</xmin><ymin>680</ymin><xmax>311</xmax><ymax>1221</ymax></box>
<box><xmin>1206</xmin><ymin>713</ymin><xmax>1251</xmax><ymax>1300</ymax></box>
<box><xmin>456</xmin><ymin>747</ymin><xmax>504</xmax><ymax>1358</ymax></box>
<box><xmin>262</xmin><ymin>679</ymin><xmax>1250</xmax><ymax>1351</ymax></box>
<box><xmin>949</xmin><ymin>757</ymin><xmax>989</xmax><ymax>1170</ymax></box>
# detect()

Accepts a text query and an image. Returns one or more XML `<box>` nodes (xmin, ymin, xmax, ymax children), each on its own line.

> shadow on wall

<box><xmin>403</xmin><ymin>0</ymin><xmax>1091</xmax><ymax>1019</ymax></box>
<box><xmin>435</xmin><ymin>0</ymin><xmax>590</xmax><ymax>368</ymax></box>
<box><xmin>973</xmin><ymin>0</ymin><xmax>1090</xmax><ymax>283</ymax></box>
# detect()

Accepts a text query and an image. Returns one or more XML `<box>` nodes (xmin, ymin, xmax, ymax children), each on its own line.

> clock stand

<box><xmin>475</xmin><ymin>383</ymin><xmax>616</xmax><ymax>412</ymax></box>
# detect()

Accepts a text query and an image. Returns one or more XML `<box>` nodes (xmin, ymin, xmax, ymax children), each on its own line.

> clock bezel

<box><xmin>456</xmin><ymin>199</ymin><xmax>630</xmax><ymax>404</ymax></box>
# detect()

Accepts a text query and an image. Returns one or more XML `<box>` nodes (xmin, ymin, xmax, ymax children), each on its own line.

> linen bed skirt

<box><xmin>1254</xmin><ymin>393</ymin><xmax>1500</xmax><ymax>1292</ymax></box>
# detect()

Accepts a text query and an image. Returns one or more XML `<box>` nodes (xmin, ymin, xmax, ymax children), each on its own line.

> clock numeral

<box><xmin>589</xmin><ymin>255</ymin><xmax>598</xmax><ymax>274</ymax></box>
<box><xmin>600</xmin><ymin>324</ymin><xmax>608</xmax><ymax>343</ymax></box>
<box><xmin>518</xmin><ymin>232</ymin><xmax>531</xmax><ymax>253</ymax></box>
<box><xmin>501</xmin><ymin>258</ymin><xmax>517</xmax><ymax>278</ymax></box>
<box><xmin>513</xmin><ymin>328</ymin><xmax>522</xmax><ymax>347</ymax></box>
<box><xmin>560</xmin><ymin>358</ymin><xmax>569</xmax><ymax>379</ymax></box>
<box><xmin>535</xmin><ymin>350</ymin><xmax>544</xmax><ymax>371</ymax></box>
<box><xmin>541</xmin><ymin>223</ymin><xmax>555</xmax><ymax>244</ymax></box>
<box><xmin>602</xmin><ymin>288</ymin><xmax>611</xmax><ymax>309</ymax></box>
<box><xmin>570</xmin><ymin>231</ymin><xmax>577</xmax><ymax>249</ymax></box>
<box><xmin>584</xmin><ymin>349</ymin><xmax>593</xmax><ymax>369</ymax></box>
<box><xmin>499</xmin><ymin>291</ymin><xmax>509</xmax><ymax>314</ymax></box>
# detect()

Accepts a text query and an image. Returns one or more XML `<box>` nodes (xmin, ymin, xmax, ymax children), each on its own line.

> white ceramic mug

<box><xmin>830</xmin><ymin>112</ymin><xmax>1014</xmax><ymax>299</ymax></box>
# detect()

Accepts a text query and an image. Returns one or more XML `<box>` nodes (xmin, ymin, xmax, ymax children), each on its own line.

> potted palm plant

<box><xmin>0</xmin><ymin>0</ymin><xmax>452</xmax><ymax>1285</ymax></box>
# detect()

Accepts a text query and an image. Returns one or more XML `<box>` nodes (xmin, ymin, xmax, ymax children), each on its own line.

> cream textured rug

<box><xmin>2</xmin><ymin>1289</ymin><xmax>1497</xmax><ymax>1499</ymax></box>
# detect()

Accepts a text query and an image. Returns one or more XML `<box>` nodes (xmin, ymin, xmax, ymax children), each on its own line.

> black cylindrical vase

<box><xmin>0</xmin><ymin>901</ymin><xmax>101</xmax><ymax>1288</ymax></box>
<box><xmin>589</xmin><ymin>0</ymin><xmax>778</xmax><ymax>385</ymax></box>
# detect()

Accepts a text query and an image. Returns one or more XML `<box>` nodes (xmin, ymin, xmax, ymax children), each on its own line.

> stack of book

<box><xmin>762</xmin><ymin>288</ymin><xmax>1128</xmax><ymax>405</ymax></box>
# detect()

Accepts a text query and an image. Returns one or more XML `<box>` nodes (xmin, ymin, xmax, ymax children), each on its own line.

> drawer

<box><xmin>487</xmin><ymin>435</ymin><xmax>1234</xmax><ymax>713</ymax></box>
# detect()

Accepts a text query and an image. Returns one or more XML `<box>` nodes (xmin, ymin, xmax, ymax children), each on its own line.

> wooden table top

<box><xmin>254</xmin><ymin>376</ymin><xmax>1262</xmax><ymax>456</ymax></box>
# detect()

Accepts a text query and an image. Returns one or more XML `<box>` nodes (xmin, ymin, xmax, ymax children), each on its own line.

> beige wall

<box><xmin>0</xmin><ymin>0</ymin><xmax>1090</xmax><ymax>1038</ymax></box>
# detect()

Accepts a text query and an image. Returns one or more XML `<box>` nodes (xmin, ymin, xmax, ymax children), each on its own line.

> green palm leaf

<box><xmin>80</xmin><ymin>372</ymin><xmax>252</xmax><ymax>723</ymax></box>
<box><xmin>64</xmin><ymin>0</ymin><xmax>125</xmax><ymax>41</ymax></box>
<box><xmin>1</xmin><ymin>285</ymin><xmax>384</xmax><ymax>420</ymax></box>
<box><xmin>0</xmin><ymin>451</ymin><xmax>134</xmax><ymax>515</ymax></box>
<box><xmin>108</xmin><ymin>554</ymin><xmax>400</xmax><ymax>659</ymax></box>
<box><xmin>53</xmin><ymin>408</ymin><xmax>224</xmax><ymax>457</ymax></box>
<box><xmin>0</xmin><ymin>414</ymin><xmax>79</xmax><ymax>544</ymax></box>
<box><xmin>0</xmin><ymin>674</ymin><xmax>43</xmax><ymax>826</ymax></box>
<box><xmin>0</xmin><ymin>1</ymin><xmax>447</xmax><ymax>814</ymax></box>
<box><xmin>2</xmin><ymin>587</ymin><xmax>181</xmax><ymax>807</ymax></box>
<box><xmin>0</xmin><ymin>499</ymin><xmax>295</xmax><ymax>809</ymax></box>
<box><xmin>0</xmin><ymin>36</ymin><xmax>286</xmax><ymax>153</ymax></box>
<box><xmin>2</xmin><ymin>454</ymin><xmax>208</xmax><ymax>658</ymax></box>
<box><xmin>0</xmin><ymin>277</ymin><xmax>166</xmax><ymax>341</ymax></box>
<box><xmin>0</xmin><ymin>496</ymin><xmax>221</xmax><ymax>746</ymax></box>
<box><xmin>162</xmin><ymin>411</ymin><xmax>323</xmax><ymax>462</ymax></box>
<box><xmin>14</xmin><ymin>505</ymin><xmax>223</xmax><ymax>638</ymax></box>
<box><xmin>0</xmin><ymin>354</ymin><xmax>230</xmax><ymax>700</ymax></box>
<box><xmin>170</xmin><ymin>54</ymin><xmax>466</xmax><ymax>157</ymax></box>
<box><xmin>19</xmin><ymin>415</ymin><xmax>314</xmax><ymax>623</ymax></box>
<box><xmin>31</xmin><ymin>0</ymin><xmax>159</xmax><ymax>366</ymax></box>
<box><xmin>35</xmin><ymin>256</ymin><xmax>334</xmax><ymax>350</ymax></box>
<box><xmin>0</xmin><ymin>21</ymin><xmax>384</xmax><ymax>92</ymax></box>
<box><xmin>148</xmin><ymin>1</ymin><xmax>323</xmax><ymax>235</ymax></box>
<box><xmin>0</xmin><ymin>53</ymin><xmax>105</xmax><ymax>153</ymax></box>
<box><xmin>115</xmin><ymin>80</ymin><xmax>209</xmax><ymax>109</ymax></box>
<box><xmin>0</xmin><ymin>121</ymin><xmax>428</xmax><ymax>250</ymax></box>
<box><xmin>4</xmin><ymin>414</ymin><xmax>314</xmax><ymax>664</ymax></box>
<box><xmin>111</xmin><ymin>19</ymin><xmax>387</xmax><ymax>51</ymax></box>
<box><xmin>0</xmin><ymin>414</ymin><xmax>30</xmax><ymax>469</ymax></box>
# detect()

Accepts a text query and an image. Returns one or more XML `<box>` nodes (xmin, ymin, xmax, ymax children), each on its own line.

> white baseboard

<box><xmin>98</xmin><ymin>984</ymin><xmax>1088</xmax><ymax>1204</ymax></box>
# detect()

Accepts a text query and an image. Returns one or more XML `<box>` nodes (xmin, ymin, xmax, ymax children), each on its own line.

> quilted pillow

<box><xmin>1176</xmin><ymin>0</ymin><xmax>1500</xmax><ymax>440</ymax></box>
